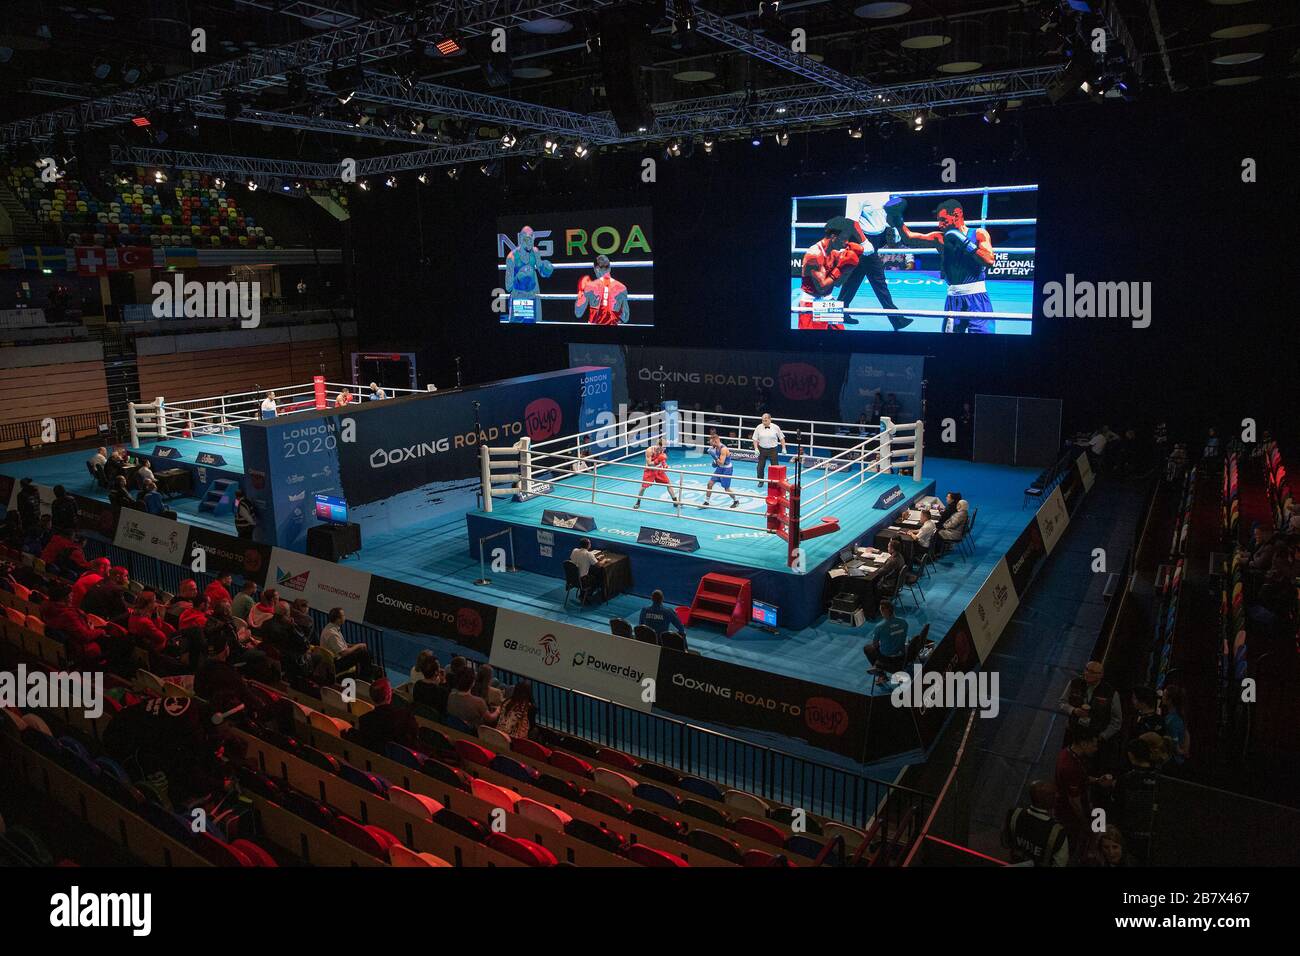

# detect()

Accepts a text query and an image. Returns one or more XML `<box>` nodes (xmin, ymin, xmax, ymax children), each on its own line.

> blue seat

<box><xmin>784</xmin><ymin>834</ymin><xmax>826</xmax><ymax>860</ymax></box>
<box><xmin>677</xmin><ymin>776</ymin><xmax>725</xmax><ymax>801</ymax></box>
<box><xmin>490</xmin><ymin>754</ymin><xmax>539</xmax><ymax>784</ymax></box>
<box><xmin>442</xmin><ymin>714</ymin><xmax>474</xmax><ymax>735</ymax></box>
<box><xmin>338</xmin><ymin>763</ymin><xmax>389</xmax><ymax>796</ymax></box>
<box><xmin>385</xmin><ymin>742</ymin><xmax>426</xmax><ymax>770</ymax></box>
<box><xmin>633</xmin><ymin>782</ymin><xmax>682</xmax><ymax>810</ymax></box>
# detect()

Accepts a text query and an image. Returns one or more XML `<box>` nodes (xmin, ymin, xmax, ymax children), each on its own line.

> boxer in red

<box><xmin>633</xmin><ymin>438</ymin><xmax>678</xmax><ymax>509</ymax></box>
<box><xmin>575</xmin><ymin>254</ymin><xmax>630</xmax><ymax>325</ymax></box>
<box><xmin>796</xmin><ymin>217</ymin><xmax>861</xmax><ymax>331</ymax></box>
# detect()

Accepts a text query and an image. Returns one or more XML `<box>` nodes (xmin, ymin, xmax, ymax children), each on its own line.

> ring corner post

<box><xmin>879</xmin><ymin>416</ymin><xmax>894</xmax><ymax>474</ymax></box>
<box><xmin>479</xmin><ymin>444</ymin><xmax>493</xmax><ymax>513</ymax></box>
<box><xmin>913</xmin><ymin>419</ymin><xmax>925</xmax><ymax>480</ymax></box>
<box><xmin>155</xmin><ymin>396</ymin><xmax>168</xmax><ymax>439</ymax></box>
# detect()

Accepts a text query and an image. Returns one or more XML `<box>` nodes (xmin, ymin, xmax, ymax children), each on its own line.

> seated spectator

<box><xmin>410</xmin><ymin>654</ymin><xmax>448</xmax><ymax>714</ymax></box>
<box><xmin>319</xmin><ymin>607</ymin><xmax>373</xmax><ymax>678</ymax></box>
<box><xmin>138</xmin><ymin>480</ymin><xmax>165</xmax><ymax>516</ymax></box>
<box><xmin>638</xmin><ymin>590</ymin><xmax>684</xmax><ymax>636</ymax></box>
<box><xmin>446</xmin><ymin>668</ymin><xmax>498</xmax><ymax>730</ymax></box>
<box><xmin>22</xmin><ymin>514</ymin><xmax>53</xmax><ymax>556</ymax></box>
<box><xmin>938</xmin><ymin>499</ymin><xmax>969</xmax><ymax>543</ymax></box>
<box><xmin>289</xmin><ymin>598</ymin><xmax>316</xmax><ymax>645</ymax></box>
<box><xmin>863</xmin><ymin>599</ymin><xmax>908</xmax><ymax>673</ymax></box>
<box><xmin>135</xmin><ymin>458</ymin><xmax>155</xmax><ymax>490</ymax></box>
<box><xmin>1246</xmin><ymin>527</ymin><xmax>1276</xmax><ymax>572</ymax></box>
<box><xmin>194</xmin><ymin>628</ymin><xmax>252</xmax><ymax>713</ymax></box>
<box><xmin>355</xmin><ymin>678</ymin><xmax>419</xmax><ymax>750</ymax></box>
<box><xmin>1002</xmin><ymin>780</ymin><xmax>1069</xmax><ymax>867</ymax></box>
<box><xmin>70</xmin><ymin>557</ymin><xmax>112</xmax><ymax>607</ymax></box>
<box><xmin>937</xmin><ymin>491</ymin><xmax>960</xmax><ymax>527</ymax></box>
<box><xmin>204</xmin><ymin>571</ymin><xmax>234</xmax><ymax>608</ymax></box>
<box><xmin>255</xmin><ymin>601</ymin><xmax>310</xmax><ymax>676</ymax></box>
<box><xmin>80</xmin><ymin>565</ymin><xmax>132</xmax><ymax>622</ymax></box>
<box><xmin>163</xmin><ymin>579</ymin><xmax>199</xmax><ymax>630</ymax></box>
<box><xmin>103</xmin><ymin>448</ymin><xmax>126</xmax><ymax>486</ymax></box>
<box><xmin>109</xmin><ymin>476</ymin><xmax>133</xmax><ymax>509</ymax></box>
<box><xmin>40</xmin><ymin>583</ymin><xmax>109</xmax><ymax>666</ymax></box>
<box><xmin>472</xmin><ymin>663</ymin><xmax>504</xmax><ymax>709</ymax></box>
<box><xmin>496</xmin><ymin>681</ymin><xmax>537</xmax><ymax>739</ymax></box>
<box><xmin>50</xmin><ymin>485</ymin><xmax>78</xmax><ymax>533</ymax></box>
<box><xmin>246</xmin><ymin>587</ymin><xmax>281</xmax><ymax>628</ymax></box>
<box><xmin>1283</xmin><ymin>501</ymin><xmax>1300</xmax><ymax>536</ymax></box>
<box><xmin>410</xmin><ymin>649</ymin><xmax>435</xmax><ymax>683</ymax></box>
<box><xmin>231</xmin><ymin>579</ymin><xmax>258</xmax><ymax>623</ymax></box>
<box><xmin>88</xmin><ymin>446</ymin><xmax>108</xmax><ymax>481</ymax></box>
<box><xmin>128</xmin><ymin>591</ymin><xmax>176</xmax><ymax>654</ymax></box>
<box><xmin>179</xmin><ymin>595</ymin><xmax>210</xmax><ymax>634</ymax></box>
<box><xmin>40</xmin><ymin>530</ymin><xmax>89</xmax><ymax>575</ymax></box>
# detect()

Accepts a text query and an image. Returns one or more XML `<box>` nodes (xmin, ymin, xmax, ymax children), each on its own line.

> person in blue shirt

<box><xmin>864</xmin><ymin>599</ymin><xmax>908</xmax><ymax>672</ymax></box>
<box><xmin>639</xmin><ymin>590</ymin><xmax>684</xmax><ymax>636</ymax></box>
<box><xmin>139</xmin><ymin>479</ymin><xmax>165</xmax><ymax>516</ymax></box>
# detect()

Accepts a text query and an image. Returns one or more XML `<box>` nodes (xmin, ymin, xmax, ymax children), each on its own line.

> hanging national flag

<box><xmin>75</xmin><ymin>246</ymin><xmax>111</xmax><ymax>275</ymax></box>
<box><xmin>116</xmin><ymin>245</ymin><xmax>155</xmax><ymax>271</ymax></box>
<box><xmin>164</xmin><ymin>247</ymin><xmax>200</xmax><ymax>268</ymax></box>
<box><xmin>20</xmin><ymin>245</ymin><xmax>67</xmax><ymax>271</ymax></box>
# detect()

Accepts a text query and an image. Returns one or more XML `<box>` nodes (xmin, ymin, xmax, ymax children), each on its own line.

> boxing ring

<box><xmin>469</xmin><ymin>410</ymin><xmax>934</xmax><ymax>628</ymax></box>
<box><xmin>125</xmin><ymin>378</ymin><xmax>426</xmax><ymax>468</ymax></box>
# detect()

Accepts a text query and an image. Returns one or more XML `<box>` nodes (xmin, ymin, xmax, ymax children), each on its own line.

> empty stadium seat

<box><xmin>723</xmin><ymin>789</ymin><xmax>770</xmax><ymax>817</ymax></box>
<box><xmin>515</xmin><ymin>797</ymin><xmax>572</xmax><ymax>831</ymax></box>
<box><xmin>470</xmin><ymin>777</ymin><xmax>521</xmax><ymax>812</ymax></box>
<box><xmin>485</xmin><ymin>832</ymin><xmax>558</xmax><ymax>867</ymax></box>
<box><xmin>628</xmin><ymin>843</ymin><xmax>690</xmax><ymax>867</ymax></box>
<box><xmin>478</xmin><ymin>725</ymin><xmax>511</xmax><ymax>749</ymax></box>
<box><xmin>687</xmin><ymin>828</ymin><xmax>745</xmax><ymax>864</ymax></box>
<box><xmin>593</xmin><ymin>767</ymin><xmax>638</xmax><ymax>794</ymax></box>
<box><xmin>453</xmin><ymin>739</ymin><xmax>496</xmax><ymax>768</ymax></box>
<box><xmin>387</xmin><ymin>786</ymin><xmax>444</xmax><ymax>820</ymax></box>
<box><xmin>510</xmin><ymin>737</ymin><xmax>552</xmax><ymax>762</ymax></box>
<box><xmin>734</xmin><ymin>816</ymin><xmax>787</xmax><ymax>848</ymax></box>
<box><xmin>389</xmin><ymin>844</ymin><xmax>452</xmax><ymax>867</ymax></box>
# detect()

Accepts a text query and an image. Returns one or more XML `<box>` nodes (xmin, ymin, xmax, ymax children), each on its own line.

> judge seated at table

<box><xmin>907</xmin><ymin>515</ymin><xmax>937</xmax><ymax>553</ymax></box>
<box><xmin>864</xmin><ymin>600</ymin><xmax>908</xmax><ymax>674</ymax></box>
<box><xmin>569</xmin><ymin>538</ymin><xmax>600</xmax><ymax>589</ymax></box>
<box><xmin>938</xmin><ymin>499</ymin><xmax>969</xmax><ymax>543</ymax></box>
<box><xmin>938</xmin><ymin>491</ymin><xmax>961</xmax><ymax>526</ymax></box>
<box><xmin>880</xmin><ymin>538</ymin><xmax>907</xmax><ymax>581</ymax></box>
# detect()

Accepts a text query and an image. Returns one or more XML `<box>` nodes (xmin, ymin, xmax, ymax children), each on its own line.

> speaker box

<box><xmin>596</xmin><ymin>4</ymin><xmax>657</xmax><ymax>133</ymax></box>
<box><xmin>306</xmin><ymin>522</ymin><xmax>361</xmax><ymax>562</ymax></box>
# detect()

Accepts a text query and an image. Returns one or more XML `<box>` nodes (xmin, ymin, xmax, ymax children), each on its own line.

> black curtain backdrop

<box><xmin>350</xmin><ymin>87</ymin><xmax>1300</xmax><ymax>450</ymax></box>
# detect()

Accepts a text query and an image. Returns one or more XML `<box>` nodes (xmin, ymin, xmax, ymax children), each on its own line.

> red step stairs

<box><xmin>685</xmin><ymin>573</ymin><xmax>752</xmax><ymax>637</ymax></box>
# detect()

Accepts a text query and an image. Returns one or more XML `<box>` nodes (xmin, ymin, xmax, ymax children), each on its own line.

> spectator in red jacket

<box><xmin>70</xmin><ymin>557</ymin><xmax>112</xmax><ymax>607</ymax></box>
<box><xmin>128</xmin><ymin>591</ymin><xmax>175</xmax><ymax>653</ymax></box>
<box><xmin>178</xmin><ymin>595</ymin><xmax>210</xmax><ymax>634</ymax></box>
<box><xmin>247</xmin><ymin>588</ymin><xmax>282</xmax><ymax>629</ymax></box>
<box><xmin>40</xmin><ymin>532</ymin><xmax>89</xmax><ymax>575</ymax></box>
<box><xmin>80</xmin><ymin>566</ymin><xmax>133</xmax><ymax>622</ymax></box>
<box><xmin>40</xmin><ymin>584</ymin><xmax>106</xmax><ymax>665</ymax></box>
<box><xmin>204</xmin><ymin>571</ymin><xmax>234</xmax><ymax>608</ymax></box>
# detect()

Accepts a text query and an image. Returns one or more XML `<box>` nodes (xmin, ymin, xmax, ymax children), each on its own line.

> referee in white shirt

<box><xmin>751</xmin><ymin>413</ymin><xmax>788</xmax><ymax>485</ymax></box>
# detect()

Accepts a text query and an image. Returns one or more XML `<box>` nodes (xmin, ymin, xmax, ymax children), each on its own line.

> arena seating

<box><xmin>4</xmin><ymin>166</ymin><xmax>274</xmax><ymax>250</ymax></box>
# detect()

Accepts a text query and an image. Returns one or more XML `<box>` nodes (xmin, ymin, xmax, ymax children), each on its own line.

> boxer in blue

<box><xmin>701</xmin><ymin>433</ymin><xmax>740</xmax><ymax>508</ymax></box>
<box><xmin>898</xmin><ymin>198</ymin><xmax>997</xmax><ymax>333</ymax></box>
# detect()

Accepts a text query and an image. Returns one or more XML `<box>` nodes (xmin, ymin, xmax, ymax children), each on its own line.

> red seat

<box><xmin>734</xmin><ymin>816</ymin><xmax>788</xmax><ymax>848</ymax></box>
<box><xmin>628</xmin><ymin>843</ymin><xmax>690</xmax><ymax>867</ymax></box>
<box><xmin>549</xmin><ymin>750</ymin><xmax>594</xmax><ymax>778</ymax></box>
<box><xmin>453</xmin><ymin>739</ymin><xmax>496</xmax><ymax>768</ymax></box>
<box><xmin>743</xmin><ymin>848</ymin><xmax>794</xmax><ymax>867</ymax></box>
<box><xmin>596</xmin><ymin>747</ymin><xmax>639</xmax><ymax>771</ymax></box>
<box><xmin>230</xmin><ymin>838</ymin><xmax>278</xmax><ymax>867</ymax></box>
<box><xmin>510</xmin><ymin>737</ymin><xmax>552</xmax><ymax>762</ymax></box>
<box><xmin>192</xmin><ymin>833</ymin><xmax>255</xmax><ymax>867</ymax></box>
<box><xmin>333</xmin><ymin>816</ymin><xmax>400</xmax><ymax>858</ymax></box>
<box><xmin>486</xmin><ymin>832</ymin><xmax>558</xmax><ymax>867</ymax></box>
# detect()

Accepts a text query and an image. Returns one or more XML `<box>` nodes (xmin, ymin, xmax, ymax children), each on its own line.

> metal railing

<box><xmin>492</xmin><ymin>663</ymin><xmax>933</xmax><ymax>831</ymax></box>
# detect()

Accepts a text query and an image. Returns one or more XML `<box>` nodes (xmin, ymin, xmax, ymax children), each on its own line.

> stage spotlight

<box><xmin>500</xmin><ymin>130</ymin><xmax>518</xmax><ymax>149</ymax></box>
<box><xmin>214</xmin><ymin>177</ymin><xmax>225</xmax><ymax>188</ymax></box>
<box><xmin>410</xmin><ymin>116</ymin><xmax>426</xmax><ymax>134</ymax></box>
<box><xmin>983</xmin><ymin>101</ymin><xmax>1005</xmax><ymax>125</ymax></box>
<box><xmin>701</xmin><ymin>137</ymin><xmax>715</xmax><ymax>154</ymax></box>
<box><xmin>877</xmin><ymin>119</ymin><xmax>895</xmax><ymax>139</ymax></box>
<box><xmin>358</xmin><ymin>179</ymin><xmax>370</xmax><ymax>191</ymax></box>
<box><xmin>671</xmin><ymin>0</ymin><xmax>697</xmax><ymax>47</ymax></box>
<box><xmin>757</xmin><ymin>1</ymin><xmax>788</xmax><ymax>38</ymax></box>
<box><xmin>130</xmin><ymin>115</ymin><xmax>151</xmax><ymax>128</ymax></box>
<box><xmin>666</xmin><ymin>138</ymin><xmax>682</xmax><ymax>157</ymax></box>
<box><xmin>480</xmin><ymin>160</ymin><xmax>501</xmax><ymax>177</ymax></box>
<box><xmin>121</xmin><ymin>62</ymin><xmax>142</xmax><ymax>84</ymax></box>
<box><xmin>848</xmin><ymin>123</ymin><xmax>863</xmax><ymax>139</ymax></box>
<box><xmin>417</xmin><ymin>172</ymin><xmax>429</xmax><ymax>184</ymax></box>
<box><xmin>573</xmin><ymin>141</ymin><xmax>590</xmax><ymax>159</ymax></box>
<box><xmin>247</xmin><ymin>179</ymin><xmax>258</xmax><ymax>192</ymax></box>
<box><xmin>775</xmin><ymin>106</ymin><xmax>787</xmax><ymax>115</ymax></box>
<box><xmin>776</xmin><ymin>131</ymin><xmax>789</xmax><ymax>146</ymax></box>
<box><xmin>153</xmin><ymin>170</ymin><xmax>167</xmax><ymax>183</ymax></box>
<box><xmin>292</xmin><ymin>180</ymin><xmax>303</xmax><ymax>190</ymax></box>
<box><xmin>431</xmin><ymin>34</ymin><xmax>463</xmax><ymax>57</ymax></box>
<box><xmin>384</xmin><ymin>175</ymin><xmax>397</xmax><ymax>188</ymax></box>
<box><xmin>912</xmin><ymin>113</ymin><xmax>925</xmax><ymax>131</ymax></box>
<box><xmin>355</xmin><ymin>113</ymin><xmax>371</xmax><ymax>127</ymax></box>
<box><xmin>91</xmin><ymin>58</ymin><xmax>112</xmax><ymax>81</ymax></box>
<box><xmin>543</xmin><ymin>137</ymin><xmax>560</xmax><ymax>156</ymax></box>
<box><xmin>447</xmin><ymin>165</ymin><xmax>460</xmax><ymax>180</ymax></box>
<box><xmin>751</xmin><ymin>129</ymin><xmax>761</xmax><ymax>146</ymax></box>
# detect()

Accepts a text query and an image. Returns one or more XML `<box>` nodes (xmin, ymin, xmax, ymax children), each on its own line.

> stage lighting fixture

<box><xmin>292</xmin><ymin>180</ymin><xmax>303</xmax><ymax>190</ymax></box>
<box><xmin>848</xmin><ymin>123</ymin><xmax>863</xmax><ymax>139</ymax></box>
<box><xmin>356</xmin><ymin>113</ymin><xmax>371</xmax><ymax>127</ymax></box>
<box><xmin>757</xmin><ymin>1</ymin><xmax>788</xmax><ymax>38</ymax></box>
<box><xmin>751</xmin><ymin>129</ymin><xmax>761</xmax><ymax>146</ymax></box>
<box><xmin>480</xmin><ymin>161</ymin><xmax>501</xmax><ymax>178</ymax></box>
<box><xmin>574</xmin><ymin>141</ymin><xmax>590</xmax><ymax>158</ymax></box>
<box><xmin>91</xmin><ymin>58</ymin><xmax>112</xmax><ymax>80</ymax></box>
<box><xmin>543</xmin><ymin>137</ymin><xmax>560</xmax><ymax>156</ymax></box>
<box><xmin>417</xmin><ymin>172</ymin><xmax>429</xmax><ymax>184</ymax></box>
<box><xmin>983</xmin><ymin>101</ymin><xmax>1004</xmax><ymax>125</ymax></box>
<box><xmin>776</xmin><ymin>131</ymin><xmax>789</xmax><ymax>146</ymax></box>
<box><xmin>447</xmin><ymin>166</ymin><xmax>460</xmax><ymax>180</ymax></box>
<box><xmin>500</xmin><ymin>130</ymin><xmax>518</xmax><ymax>149</ymax></box>
<box><xmin>384</xmin><ymin>176</ymin><xmax>397</xmax><ymax>188</ymax></box>
<box><xmin>410</xmin><ymin>116</ymin><xmax>426</xmax><ymax>134</ymax></box>
<box><xmin>666</xmin><ymin>138</ymin><xmax>682</xmax><ymax>157</ymax></box>
<box><xmin>358</xmin><ymin>179</ymin><xmax>370</xmax><ymax>191</ymax></box>
<box><xmin>214</xmin><ymin>177</ymin><xmax>225</xmax><ymax>188</ymax></box>
<box><xmin>431</xmin><ymin>34</ymin><xmax>462</xmax><ymax>57</ymax></box>
<box><xmin>701</xmin><ymin>137</ymin><xmax>715</xmax><ymax>154</ymax></box>
<box><xmin>671</xmin><ymin>0</ymin><xmax>697</xmax><ymax>44</ymax></box>
<box><xmin>247</xmin><ymin>179</ymin><xmax>258</xmax><ymax>192</ymax></box>
<box><xmin>912</xmin><ymin>113</ymin><xmax>925</xmax><ymax>131</ymax></box>
<box><xmin>775</xmin><ymin>105</ymin><xmax>787</xmax><ymax>115</ymax></box>
<box><xmin>121</xmin><ymin>62</ymin><xmax>142</xmax><ymax>84</ymax></box>
<box><xmin>130</xmin><ymin>115</ymin><xmax>151</xmax><ymax>128</ymax></box>
<box><xmin>877</xmin><ymin>119</ymin><xmax>895</xmax><ymax>139</ymax></box>
<box><xmin>153</xmin><ymin>170</ymin><xmax>166</xmax><ymax>183</ymax></box>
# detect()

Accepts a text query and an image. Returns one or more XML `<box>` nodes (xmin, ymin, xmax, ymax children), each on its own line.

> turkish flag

<box><xmin>115</xmin><ymin>245</ymin><xmax>153</xmax><ymax>271</ymax></box>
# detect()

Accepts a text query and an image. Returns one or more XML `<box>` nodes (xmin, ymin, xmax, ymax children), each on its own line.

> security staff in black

<box><xmin>1059</xmin><ymin>660</ymin><xmax>1122</xmax><ymax>749</ymax></box>
<box><xmin>1003</xmin><ymin>780</ymin><xmax>1069</xmax><ymax>867</ymax></box>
